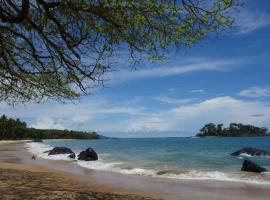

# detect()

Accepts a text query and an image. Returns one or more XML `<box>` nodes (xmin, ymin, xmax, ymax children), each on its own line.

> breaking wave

<box><xmin>25</xmin><ymin>142</ymin><xmax>270</xmax><ymax>185</ymax></box>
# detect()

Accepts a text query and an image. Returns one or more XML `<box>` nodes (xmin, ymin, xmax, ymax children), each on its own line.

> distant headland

<box><xmin>196</xmin><ymin>123</ymin><xmax>269</xmax><ymax>137</ymax></box>
<box><xmin>0</xmin><ymin>115</ymin><xmax>99</xmax><ymax>140</ymax></box>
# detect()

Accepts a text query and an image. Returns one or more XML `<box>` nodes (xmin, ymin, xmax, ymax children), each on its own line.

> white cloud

<box><xmin>238</xmin><ymin>86</ymin><xmax>270</xmax><ymax>98</ymax></box>
<box><xmin>154</xmin><ymin>96</ymin><xmax>195</xmax><ymax>105</ymax></box>
<box><xmin>0</xmin><ymin>97</ymin><xmax>144</xmax><ymax>131</ymax></box>
<box><xmin>233</xmin><ymin>9</ymin><xmax>270</xmax><ymax>34</ymax></box>
<box><xmin>189</xmin><ymin>89</ymin><xmax>205</xmax><ymax>93</ymax></box>
<box><xmin>125</xmin><ymin>96</ymin><xmax>270</xmax><ymax>133</ymax></box>
<box><xmin>33</xmin><ymin>117</ymin><xmax>65</xmax><ymax>129</ymax></box>
<box><xmin>110</xmin><ymin>59</ymin><xmax>240</xmax><ymax>82</ymax></box>
<box><xmin>128</xmin><ymin>116</ymin><xmax>171</xmax><ymax>132</ymax></box>
<box><xmin>2</xmin><ymin>95</ymin><xmax>270</xmax><ymax>135</ymax></box>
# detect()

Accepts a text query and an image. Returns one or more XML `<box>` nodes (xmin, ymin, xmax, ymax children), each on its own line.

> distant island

<box><xmin>0</xmin><ymin>115</ymin><xmax>99</xmax><ymax>140</ymax></box>
<box><xmin>196</xmin><ymin>123</ymin><xmax>269</xmax><ymax>137</ymax></box>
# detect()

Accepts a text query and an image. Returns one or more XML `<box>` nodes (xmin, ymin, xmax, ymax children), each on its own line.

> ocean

<box><xmin>25</xmin><ymin>137</ymin><xmax>270</xmax><ymax>184</ymax></box>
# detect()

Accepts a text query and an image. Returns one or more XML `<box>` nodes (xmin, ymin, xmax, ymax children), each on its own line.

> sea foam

<box><xmin>25</xmin><ymin>142</ymin><xmax>270</xmax><ymax>185</ymax></box>
<box><xmin>25</xmin><ymin>142</ymin><xmax>74</xmax><ymax>161</ymax></box>
<box><xmin>157</xmin><ymin>169</ymin><xmax>270</xmax><ymax>185</ymax></box>
<box><xmin>239</xmin><ymin>153</ymin><xmax>252</xmax><ymax>157</ymax></box>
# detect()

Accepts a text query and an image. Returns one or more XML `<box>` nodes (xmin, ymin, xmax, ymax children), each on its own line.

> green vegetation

<box><xmin>196</xmin><ymin>123</ymin><xmax>269</xmax><ymax>137</ymax></box>
<box><xmin>0</xmin><ymin>115</ymin><xmax>99</xmax><ymax>140</ymax></box>
<box><xmin>0</xmin><ymin>0</ymin><xmax>237</xmax><ymax>104</ymax></box>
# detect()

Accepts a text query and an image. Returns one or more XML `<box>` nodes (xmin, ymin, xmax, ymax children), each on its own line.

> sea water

<box><xmin>25</xmin><ymin>137</ymin><xmax>270</xmax><ymax>184</ymax></box>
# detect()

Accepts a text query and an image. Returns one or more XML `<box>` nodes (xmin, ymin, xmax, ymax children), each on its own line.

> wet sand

<box><xmin>0</xmin><ymin>142</ymin><xmax>157</xmax><ymax>200</ymax></box>
<box><xmin>1</xmin><ymin>142</ymin><xmax>270</xmax><ymax>200</ymax></box>
<box><xmin>0</xmin><ymin>162</ymin><xmax>157</xmax><ymax>200</ymax></box>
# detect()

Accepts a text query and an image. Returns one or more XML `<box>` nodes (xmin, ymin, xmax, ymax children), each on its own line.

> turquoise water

<box><xmin>27</xmin><ymin>137</ymin><xmax>270</xmax><ymax>183</ymax></box>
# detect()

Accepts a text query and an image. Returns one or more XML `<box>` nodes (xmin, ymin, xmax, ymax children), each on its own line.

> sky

<box><xmin>1</xmin><ymin>0</ymin><xmax>270</xmax><ymax>137</ymax></box>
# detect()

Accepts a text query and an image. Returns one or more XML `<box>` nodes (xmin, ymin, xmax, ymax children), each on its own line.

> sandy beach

<box><xmin>0</xmin><ymin>141</ymin><xmax>157</xmax><ymax>200</ymax></box>
<box><xmin>1</xmin><ymin>1</ymin><xmax>270</xmax><ymax>200</ymax></box>
<box><xmin>1</xmin><ymin>141</ymin><xmax>270</xmax><ymax>200</ymax></box>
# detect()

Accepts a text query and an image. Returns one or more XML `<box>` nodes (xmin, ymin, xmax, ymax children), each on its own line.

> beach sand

<box><xmin>0</xmin><ymin>142</ymin><xmax>157</xmax><ymax>200</ymax></box>
<box><xmin>0</xmin><ymin>162</ymin><xmax>157</xmax><ymax>200</ymax></box>
<box><xmin>0</xmin><ymin>140</ymin><xmax>32</xmax><ymax>144</ymax></box>
<box><xmin>0</xmin><ymin>141</ymin><xmax>270</xmax><ymax>200</ymax></box>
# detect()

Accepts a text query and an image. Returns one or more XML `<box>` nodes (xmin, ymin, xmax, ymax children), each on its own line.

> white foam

<box><xmin>75</xmin><ymin>162</ymin><xmax>270</xmax><ymax>185</ymax></box>
<box><xmin>25</xmin><ymin>142</ymin><xmax>51</xmax><ymax>155</ymax></box>
<box><xmin>239</xmin><ymin>153</ymin><xmax>252</xmax><ymax>157</ymax></box>
<box><xmin>238</xmin><ymin>153</ymin><xmax>270</xmax><ymax>158</ymax></box>
<box><xmin>25</xmin><ymin>142</ymin><xmax>74</xmax><ymax>161</ymax></box>
<box><xmin>119</xmin><ymin>168</ymin><xmax>156</xmax><ymax>176</ymax></box>
<box><xmin>77</xmin><ymin>160</ymin><xmax>123</xmax><ymax>171</ymax></box>
<box><xmin>77</xmin><ymin>159</ymin><xmax>155</xmax><ymax>176</ymax></box>
<box><xmin>25</xmin><ymin>142</ymin><xmax>270</xmax><ymax>185</ymax></box>
<box><xmin>25</xmin><ymin>142</ymin><xmax>123</xmax><ymax>168</ymax></box>
<box><xmin>158</xmin><ymin>169</ymin><xmax>270</xmax><ymax>185</ymax></box>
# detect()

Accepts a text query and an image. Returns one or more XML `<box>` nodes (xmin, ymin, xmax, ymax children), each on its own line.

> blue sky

<box><xmin>1</xmin><ymin>0</ymin><xmax>270</xmax><ymax>137</ymax></box>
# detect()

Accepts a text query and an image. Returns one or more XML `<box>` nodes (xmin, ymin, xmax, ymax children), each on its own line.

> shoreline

<box><xmin>25</xmin><ymin>139</ymin><xmax>270</xmax><ymax>185</ymax></box>
<box><xmin>1</xmin><ymin>142</ymin><xmax>270</xmax><ymax>200</ymax></box>
<box><xmin>0</xmin><ymin>139</ymin><xmax>77</xmax><ymax>143</ymax></box>
<box><xmin>0</xmin><ymin>142</ymin><xmax>158</xmax><ymax>200</ymax></box>
<box><xmin>0</xmin><ymin>162</ymin><xmax>158</xmax><ymax>200</ymax></box>
<box><xmin>0</xmin><ymin>139</ymin><xmax>32</xmax><ymax>144</ymax></box>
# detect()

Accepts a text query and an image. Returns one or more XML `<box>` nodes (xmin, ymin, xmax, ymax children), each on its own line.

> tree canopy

<box><xmin>0</xmin><ymin>0</ymin><xmax>237</xmax><ymax>103</ymax></box>
<box><xmin>0</xmin><ymin>115</ymin><xmax>99</xmax><ymax>139</ymax></box>
<box><xmin>197</xmin><ymin>123</ymin><xmax>269</xmax><ymax>137</ymax></box>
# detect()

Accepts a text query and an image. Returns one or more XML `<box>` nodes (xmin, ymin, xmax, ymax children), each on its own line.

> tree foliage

<box><xmin>0</xmin><ymin>115</ymin><xmax>99</xmax><ymax>139</ymax></box>
<box><xmin>197</xmin><ymin>123</ymin><xmax>269</xmax><ymax>137</ymax></box>
<box><xmin>0</xmin><ymin>0</ymin><xmax>237</xmax><ymax>103</ymax></box>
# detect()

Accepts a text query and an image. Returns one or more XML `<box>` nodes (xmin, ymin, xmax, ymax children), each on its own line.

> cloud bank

<box><xmin>109</xmin><ymin>58</ymin><xmax>240</xmax><ymax>83</ymax></box>
<box><xmin>238</xmin><ymin>86</ymin><xmax>270</xmax><ymax>98</ymax></box>
<box><xmin>1</xmin><ymin>94</ymin><xmax>270</xmax><ymax>136</ymax></box>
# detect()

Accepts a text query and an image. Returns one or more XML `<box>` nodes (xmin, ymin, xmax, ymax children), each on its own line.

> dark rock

<box><xmin>231</xmin><ymin>147</ymin><xmax>270</xmax><ymax>157</ymax></box>
<box><xmin>241</xmin><ymin>160</ymin><xmax>267</xmax><ymax>173</ymax></box>
<box><xmin>32</xmin><ymin>139</ymin><xmax>43</xmax><ymax>142</ymax></box>
<box><xmin>69</xmin><ymin>152</ymin><xmax>76</xmax><ymax>159</ymax></box>
<box><xmin>78</xmin><ymin>148</ymin><xmax>98</xmax><ymax>161</ymax></box>
<box><xmin>44</xmin><ymin>147</ymin><xmax>74</xmax><ymax>156</ymax></box>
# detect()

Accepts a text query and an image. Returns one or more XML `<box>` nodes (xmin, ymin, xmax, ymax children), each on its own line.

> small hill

<box><xmin>196</xmin><ymin>123</ymin><xmax>269</xmax><ymax>137</ymax></box>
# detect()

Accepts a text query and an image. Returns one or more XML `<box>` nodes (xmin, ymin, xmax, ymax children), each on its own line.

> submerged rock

<box><xmin>44</xmin><ymin>147</ymin><xmax>74</xmax><ymax>156</ymax></box>
<box><xmin>231</xmin><ymin>147</ymin><xmax>270</xmax><ymax>157</ymax></box>
<box><xmin>78</xmin><ymin>148</ymin><xmax>98</xmax><ymax>161</ymax></box>
<box><xmin>68</xmin><ymin>152</ymin><xmax>76</xmax><ymax>159</ymax></box>
<box><xmin>241</xmin><ymin>160</ymin><xmax>267</xmax><ymax>173</ymax></box>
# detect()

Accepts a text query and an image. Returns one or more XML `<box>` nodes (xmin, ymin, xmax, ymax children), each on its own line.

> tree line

<box><xmin>197</xmin><ymin>123</ymin><xmax>269</xmax><ymax>137</ymax></box>
<box><xmin>0</xmin><ymin>115</ymin><xmax>99</xmax><ymax>140</ymax></box>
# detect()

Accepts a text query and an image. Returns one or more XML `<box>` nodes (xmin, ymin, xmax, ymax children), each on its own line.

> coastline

<box><xmin>0</xmin><ymin>162</ymin><xmax>158</xmax><ymax>200</ymax></box>
<box><xmin>0</xmin><ymin>139</ymin><xmax>75</xmax><ymax>145</ymax></box>
<box><xmin>0</xmin><ymin>141</ymin><xmax>270</xmax><ymax>200</ymax></box>
<box><xmin>0</xmin><ymin>139</ymin><xmax>32</xmax><ymax>144</ymax></box>
<box><xmin>0</xmin><ymin>142</ymin><xmax>158</xmax><ymax>200</ymax></box>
